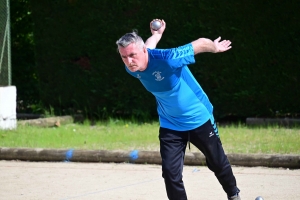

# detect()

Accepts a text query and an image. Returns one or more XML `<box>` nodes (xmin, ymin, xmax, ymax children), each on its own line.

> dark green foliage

<box><xmin>17</xmin><ymin>0</ymin><xmax>300</xmax><ymax>119</ymax></box>
<box><xmin>11</xmin><ymin>0</ymin><xmax>39</xmax><ymax>112</ymax></box>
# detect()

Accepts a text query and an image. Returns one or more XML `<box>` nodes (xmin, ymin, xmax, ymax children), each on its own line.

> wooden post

<box><xmin>0</xmin><ymin>86</ymin><xmax>16</xmax><ymax>129</ymax></box>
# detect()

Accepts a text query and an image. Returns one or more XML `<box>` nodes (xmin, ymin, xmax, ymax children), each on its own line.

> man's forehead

<box><xmin>119</xmin><ymin>43</ymin><xmax>141</xmax><ymax>54</ymax></box>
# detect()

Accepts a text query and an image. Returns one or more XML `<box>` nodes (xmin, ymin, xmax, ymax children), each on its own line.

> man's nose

<box><xmin>126</xmin><ymin>57</ymin><xmax>133</xmax><ymax>64</ymax></box>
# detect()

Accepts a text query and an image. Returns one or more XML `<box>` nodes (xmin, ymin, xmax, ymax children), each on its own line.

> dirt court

<box><xmin>0</xmin><ymin>160</ymin><xmax>299</xmax><ymax>200</ymax></box>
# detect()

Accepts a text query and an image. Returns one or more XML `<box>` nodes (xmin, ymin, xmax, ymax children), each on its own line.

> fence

<box><xmin>0</xmin><ymin>0</ymin><xmax>11</xmax><ymax>86</ymax></box>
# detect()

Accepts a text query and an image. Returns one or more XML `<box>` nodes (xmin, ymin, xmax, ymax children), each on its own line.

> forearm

<box><xmin>191</xmin><ymin>38</ymin><xmax>217</xmax><ymax>54</ymax></box>
<box><xmin>145</xmin><ymin>33</ymin><xmax>163</xmax><ymax>49</ymax></box>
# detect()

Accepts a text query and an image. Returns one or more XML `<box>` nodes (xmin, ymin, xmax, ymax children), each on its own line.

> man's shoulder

<box><xmin>148</xmin><ymin>43</ymin><xmax>193</xmax><ymax>59</ymax></box>
<box><xmin>147</xmin><ymin>48</ymin><xmax>169</xmax><ymax>61</ymax></box>
<box><xmin>147</xmin><ymin>48</ymin><xmax>169</xmax><ymax>54</ymax></box>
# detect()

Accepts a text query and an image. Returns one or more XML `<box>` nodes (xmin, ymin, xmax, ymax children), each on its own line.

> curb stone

<box><xmin>0</xmin><ymin>147</ymin><xmax>299</xmax><ymax>169</ymax></box>
<box><xmin>246</xmin><ymin>118</ymin><xmax>300</xmax><ymax>127</ymax></box>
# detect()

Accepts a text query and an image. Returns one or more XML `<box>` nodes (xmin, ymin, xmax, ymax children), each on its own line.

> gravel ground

<box><xmin>0</xmin><ymin>160</ymin><xmax>300</xmax><ymax>200</ymax></box>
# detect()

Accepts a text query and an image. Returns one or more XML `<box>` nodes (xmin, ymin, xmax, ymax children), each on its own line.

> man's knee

<box><xmin>207</xmin><ymin>156</ymin><xmax>230</xmax><ymax>172</ymax></box>
<box><xmin>162</xmin><ymin>164</ymin><xmax>183</xmax><ymax>182</ymax></box>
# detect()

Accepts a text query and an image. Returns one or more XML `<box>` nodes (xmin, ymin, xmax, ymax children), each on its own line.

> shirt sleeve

<box><xmin>152</xmin><ymin>43</ymin><xmax>195</xmax><ymax>69</ymax></box>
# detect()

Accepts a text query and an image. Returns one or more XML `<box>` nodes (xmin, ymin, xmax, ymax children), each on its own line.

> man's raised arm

<box><xmin>191</xmin><ymin>37</ymin><xmax>232</xmax><ymax>55</ymax></box>
<box><xmin>145</xmin><ymin>19</ymin><xmax>166</xmax><ymax>49</ymax></box>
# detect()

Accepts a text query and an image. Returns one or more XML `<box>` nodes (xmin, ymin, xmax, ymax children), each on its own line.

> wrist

<box><xmin>152</xmin><ymin>32</ymin><xmax>162</xmax><ymax>36</ymax></box>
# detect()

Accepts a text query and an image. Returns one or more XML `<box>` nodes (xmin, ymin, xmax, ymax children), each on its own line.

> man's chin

<box><xmin>129</xmin><ymin>66</ymin><xmax>139</xmax><ymax>72</ymax></box>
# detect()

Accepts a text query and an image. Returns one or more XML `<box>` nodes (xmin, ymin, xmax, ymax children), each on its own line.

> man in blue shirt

<box><xmin>116</xmin><ymin>19</ymin><xmax>241</xmax><ymax>200</ymax></box>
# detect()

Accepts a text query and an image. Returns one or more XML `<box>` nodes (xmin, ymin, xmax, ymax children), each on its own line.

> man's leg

<box><xmin>159</xmin><ymin>127</ymin><xmax>188</xmax><ymax>200</ymax></box>
<box><xmin>189</xmin><ymin>119</ymin><xmax>240</xmax><ymax>198</ymax></box>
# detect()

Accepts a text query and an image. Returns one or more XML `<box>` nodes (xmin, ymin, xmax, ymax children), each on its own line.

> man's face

<box><xmin>119</xmin><ymin>43</ymin><xmax>147</xmax><ymax>72</ymax></box>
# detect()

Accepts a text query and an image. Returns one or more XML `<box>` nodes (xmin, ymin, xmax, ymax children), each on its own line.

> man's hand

<box><xmin>213</xmin><ymin>37</ymin><xmax>232</xmax><ymax>53</ymax></box>
<box><xmin>145</xmin><ymin>19</ymin><xmax>166</xmax><ymax>49</ymax></box>
<box><xmin>192</xmin><ymin>36</ymin><xmax>232</xmax><ymax>54</ymax></box>
<box><xmin>150</xmin><ymin>19</ymin><xmax>166</xmax><ymax>35</ymax></box>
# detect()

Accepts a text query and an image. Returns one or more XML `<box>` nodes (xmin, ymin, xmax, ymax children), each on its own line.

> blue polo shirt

<box><xmin>125</xmin><ymin>43</ymin><xmax>213</xmax><ymax>131</ymax></box>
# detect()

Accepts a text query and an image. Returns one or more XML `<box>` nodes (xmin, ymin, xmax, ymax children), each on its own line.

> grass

<box><xmin>214</xmin><ymin>125</ymin><xmax>300</xmax><ymax>154</ymax></box>
<box><xmin>0</xmin><ymin>119</ymin><xmax>299</xmax><ymax>154</ymax></box>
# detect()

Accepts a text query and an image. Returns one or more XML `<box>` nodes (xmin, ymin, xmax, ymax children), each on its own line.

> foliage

<box><xmin>11</xmin><ymin>0</ymin><xmax>39</xmax><ymax>113</ymax></box>
<box><xmin>12</xmin><ymin>0</ymin><xmax>300</xmax><ymax>119</ymax></box>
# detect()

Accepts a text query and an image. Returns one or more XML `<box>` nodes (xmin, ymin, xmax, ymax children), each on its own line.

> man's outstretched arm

<box><xmin>145</xmin><ymin>19</ymin><xmax>166</xmax><ymax>49</ymax></box>
<box><xmin>191</xmin><ymin>37</ymin><xmax>232</xmax><ymax>55</ymax></box>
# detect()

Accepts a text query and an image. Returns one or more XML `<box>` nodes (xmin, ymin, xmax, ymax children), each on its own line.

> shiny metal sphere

<box><xmin>151</xmin><ymin>20</ymin><xmax>162</xmax><ymax>31</ymax></box>
<box><xmin>255</xmin><ymin>196</ymin><xmax>264</xmax><ymax>200</ymax></box>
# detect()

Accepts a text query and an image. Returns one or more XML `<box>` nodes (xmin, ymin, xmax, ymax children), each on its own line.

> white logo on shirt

<box><xmin>137</xmin><ymin>74</ymin><xmax>141</xmax><ymax>79</ymax></box>
<box><xmin>152</xmin><ymin>71</ymin><xmax>164</xmax><ymax>81</ymax></box>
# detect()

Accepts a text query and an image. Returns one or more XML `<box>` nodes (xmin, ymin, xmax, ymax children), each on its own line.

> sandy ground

<box><xmin>0</xmin><ymin>160</ymin><xmax>300</xmax><ymax>200</ymax></box>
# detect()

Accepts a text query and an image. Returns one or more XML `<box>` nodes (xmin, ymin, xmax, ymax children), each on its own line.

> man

<box><xmin>116</xmin><ymin>19</ymin><xmax>241</xmax><ymax>200</ymax></box>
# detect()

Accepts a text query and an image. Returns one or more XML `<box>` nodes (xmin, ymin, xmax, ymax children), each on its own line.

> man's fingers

<box><xmin>220</xmin><ymin>40</ymin><xmax>232</xmax><ymax>48</ymax></box>
<box><xmin>161</xmin><ymin>19</ymin><xmax>166</xmax><ymax>27</ymax></box>
<box><xmin>214</xmin><ymin>36</ymin><xmax>221</xmax><ymax>42</ymax></box>
<box><xmin>215</xmin><ymin>37</ymin><xmax>232</xmax><ymax>52</ymax></box>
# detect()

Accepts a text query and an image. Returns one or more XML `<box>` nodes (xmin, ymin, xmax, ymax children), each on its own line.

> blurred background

<box><xmin>7</xmin><ymin>0</ymin><xmax>300</xmax><ymax>122</ymax></box>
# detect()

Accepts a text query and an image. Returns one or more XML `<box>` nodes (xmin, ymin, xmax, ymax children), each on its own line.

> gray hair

<box><xmin>116</xmin><ymin>30</ymin><xmax>145</xmax><ymax>51</ymax></box>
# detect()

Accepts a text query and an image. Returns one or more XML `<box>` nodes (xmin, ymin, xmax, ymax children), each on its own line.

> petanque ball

<box><xmin>151</xmin><ymin>20</ymin><xmax>162</xmax><ymax>31</ymax></box>
<box><xmin>255</xmin><ymin>196</ymin><xmax>264</xmax><ymax>200</ymax></box>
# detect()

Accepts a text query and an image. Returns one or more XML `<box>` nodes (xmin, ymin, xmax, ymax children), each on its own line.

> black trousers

<box><xmin>159</xmin><ymin>119</ymin><xmax>239</xmax><ymax>200</ymax></box>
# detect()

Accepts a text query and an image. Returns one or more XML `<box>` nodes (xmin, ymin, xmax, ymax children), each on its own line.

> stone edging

<box><xmin>0</xmin><ymin>148</ymin><xmax>299</xmax><ymax>168</ymax></box>
<box><xmin>246</xmin><ymin>118</ymin><xmax>300</xmax><ymax>126</ymax></box>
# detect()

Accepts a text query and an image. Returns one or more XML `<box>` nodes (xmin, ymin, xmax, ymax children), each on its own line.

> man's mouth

<box><xmin>129</xmin><ymin>65</ymin><xmax>137</xmax><ymax>69</ymax></box>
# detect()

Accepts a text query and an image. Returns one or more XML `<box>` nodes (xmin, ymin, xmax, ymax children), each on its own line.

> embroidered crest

<box><xmin>152</xmin><ymin>71</ymin><xmax>164</xmax><ymax>81</ymax></box>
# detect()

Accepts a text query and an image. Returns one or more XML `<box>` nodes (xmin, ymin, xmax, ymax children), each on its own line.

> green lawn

<box><xmin>0</xmin><ymin>119</ymin><xmax>299</xmax><ymax>154</ymax></box>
